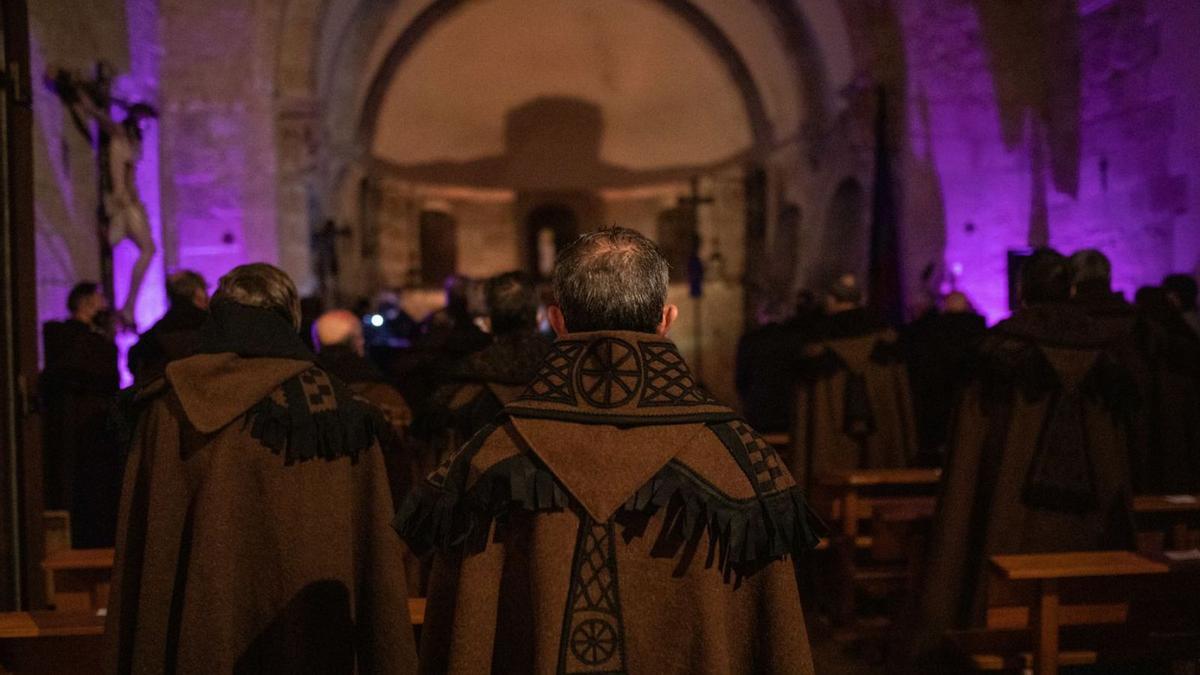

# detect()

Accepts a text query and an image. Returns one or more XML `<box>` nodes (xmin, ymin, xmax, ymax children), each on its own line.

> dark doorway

<box><xmin>656</xmin><ymin>206</ymin><xmax>696</xmax><ymax>283</ymax></box>
<box><xmin>524</xmin><ymin>203</ymin><xmax>579</xmax><ymax>280</ymax></box>
<box><xmin>419</xmin><ymin>210</ymin><xmax>458</xmax><ymax>286</ymax></box>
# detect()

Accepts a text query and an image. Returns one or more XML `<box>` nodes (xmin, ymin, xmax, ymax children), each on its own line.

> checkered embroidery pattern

<box><xmin>638</xmin><ymin>342</ymin><xmax>715</xmax><ymax>407</ymax></box>
<box><xmin>522</xmin><ymin>341</ymin><xmax>584</xmax><ymax>404</ymax></box>
<box><xmin>299</xmin><ymin>368</ymin><xmax>337</xmax><ymax>414</ymax></box>
<box><xmin>730</xmin><ymin>420</ymin><xmax>784</xmax><ymax>492</ymax></box>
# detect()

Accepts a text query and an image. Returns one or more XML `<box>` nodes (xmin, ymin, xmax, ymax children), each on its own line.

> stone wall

<box><xmin>159</xmin><ymin>0</ymin><xmax>281</xmax><ymax>291</ymax></box>
<box><xmin>893</xmin><ymin>0</ymin><xmax>1200</xmax><ymax>321</ymax></box>
<box><xmin>29</xmin><ymin>0</ymin><xmax>168</xmax><ymax>373</ymax></box>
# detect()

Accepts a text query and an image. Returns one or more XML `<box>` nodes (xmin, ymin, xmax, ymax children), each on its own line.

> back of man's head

<box><xmin>166</xmin><ymin>270</ymin><xmax>209</xmax><ymax>309</ymax></box>
<box><xmin>1163</xmin><ymin>273</ymin><xmax>1198</xmax><ymax>311</ymax></box>
<box><xmin>212</xmin><ymin>263</ymin><xmax>301</xmax><ymax>329</ymax></box>
<box><xmin>1020</xmin><ymin>248</ymin><xmax>1071</xmax><ymax>306</ymax></box>
<box><xmin>824</xmin><ymin>273</ymin><xmax>863</xmax><ymax>313</ymax></box>
<box><xmin>487</xmin><ymin>271</ymin><xmax>539</xmax><ymax>335</ymax></box>
<box><xmin>1068</xmin><ymin>249</ymin><xmax>1112</xmax><ymax>289</ymax></box>
<box><xmin>314</xmin><ymin>309</ymin><xmax>364</xmax><ymax>355</ymax></box>
<box><xmin>67</xmin><ymin>281</ymin><xmax>101</xmax><ymax>314</ymax></box>
<box><xmin>553</xmin><ymin>227</ymin><xmax>669</xmax><ymax>333</ymax></box>
<box><xmin>943</xmin><ymin>291</ymin><xmax>973</xmax><ymax>314</ymax></box>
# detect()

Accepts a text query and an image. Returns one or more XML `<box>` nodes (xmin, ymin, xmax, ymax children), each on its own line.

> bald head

<box><xmin>943</xmin><ymin>291</ymin><xmax>972</xmax><ymax>314</ymax></box>
<box><xmin>314</xmin><ymin>310</ymin><xmax>365</xmax><ymax>356</ymax></box>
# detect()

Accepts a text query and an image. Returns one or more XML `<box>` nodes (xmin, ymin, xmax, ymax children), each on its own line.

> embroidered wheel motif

<box><xmin>558</xmin><ymin>519</ymin><xmax>626</xmax><ymax>674</ymax></box>
<box><xmin>576</xmin><ymin>338</ymin><xmax>642</xmax><ymax>409</ymax></box>
<box><xmin>571</xmin><ymin>619</ymin><xmax>617</xmax><ymax>665</ymax></box>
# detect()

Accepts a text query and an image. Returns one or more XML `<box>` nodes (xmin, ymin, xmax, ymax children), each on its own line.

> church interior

<box><xmin>1</xmin><ymin>0</ymin><xmax>1199</xmax><ymax>672</ymax></box>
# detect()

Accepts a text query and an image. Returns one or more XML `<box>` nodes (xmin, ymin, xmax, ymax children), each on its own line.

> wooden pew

<box><xmin>0</xmin><ymin>601</ymin><xmax>427</xmax><ymax>674</ymax></box>
<box><xmin>41</xmin><ymin>549</ymin><xmax>114</xmax><ymax>613</ymax></box>
<box><xmin>0</xmin><ymin>612</ymin><xmax>104</xmax><ymax>674</ymax></box>
<box><xmin>812</xmin><ymin>468</ymin><xmax>941</xmax><ymax>625</ymax></box>
<box><xmin>951</xmin><ymin>551</ymin><xmax>1168</xmax><ymax>675</ymax></box>
<box><xmin>1133</xmin><ymin>494</ymin><xmax>1200</xmax><ymax>554</ymax></box>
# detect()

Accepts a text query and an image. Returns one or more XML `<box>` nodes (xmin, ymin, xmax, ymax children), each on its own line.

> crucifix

<box><xmin>47</xmin><ymin>62</ymin><xmax>158</xmax><ymax>329</ymax></box>
<box><xmin>678</xmin><ymin>175</ymin><xmax>714</xmax><ymax>383</ymax></box>
<box><xmin>311</xmin><ymin>219</ymin><xmax>352</xmax><ymax>303</ymax></box>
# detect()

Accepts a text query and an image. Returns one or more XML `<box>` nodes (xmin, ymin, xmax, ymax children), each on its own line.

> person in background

<box><xmin>788</xmin><ymin>273</ymin><xmax>918</xmax><ymax>489</ymax></box>
<box><xmin>41</xmin><ymin>282</ymin><xmax>121</xmax><ymax>548</ymax></box>
<box><xmin>914</xmin><ymin>249</ymin><xmax>1136</xmax><ymax>665</ymax></box>
<box><xmin>128</xmin><ymin>270</ymin><xmax>209</xmax><ymax>385</ymax></box>
<box><xmin>313</xmin><ymin>310</ymin><xmax>415</xmax><ymax>499</ymax></box>
<box><xmin>1163</xmin><ymin>273</ymin><xmax>1200</xmax><ymax>340</ymax></box>
<box><xmin>735</xmin><ymin>295</ymin><xmax>806</xmax><ymax>434</ymax></box>
<box><xmin>399</xmin><ymin>228</ymin><xmax>818</xmax><ymax>674</ymax></box>
<box><xmin>107</xmin><ymin>263</ymin><xmax>416</xmax><ymax>674</ymax></box>
<box><xmin>415</xmin><ymin>271</ymin><xmax>550</xmax><ymax>464</ymax></box>
<box><xmin>403</xmin><ymin>275</ymin><xmax>492</xmax><ymax>420</ymax></box>
<box><xmin>901</xmin><ymin>291</ymin><xmax>986</xmax><ymax>466</ymax></box>
<box><xmin>1133</xmin><ymin>285</ymin><xmax>1200</xmax><ymax>492</ymax></box>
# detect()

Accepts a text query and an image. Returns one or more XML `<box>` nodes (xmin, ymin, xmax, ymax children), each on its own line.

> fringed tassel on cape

<box><xmin>243</xmin><ymin>368</ymin><xmax>394</xmax><ymax>465</ymax></box>
<box><xmin>394</xmin><ymin>453</ymin><xmax>821</xmax><ymax>573</ymax></box>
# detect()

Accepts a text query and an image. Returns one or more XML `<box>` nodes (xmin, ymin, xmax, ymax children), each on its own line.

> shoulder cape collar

<box><xmin>504</xmin><ymin>331</ymin><xmax>737</xmax><ymax>425</ymax></box>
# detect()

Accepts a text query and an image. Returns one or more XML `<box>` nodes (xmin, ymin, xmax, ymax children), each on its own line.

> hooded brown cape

<box><xmin>788</xmin><ymin>309</ymin><xmax>918</xmax><ymax>490</ymax></box>
<box><xmin>913</xmin><ymin>303</ymin><xmax>1136</xmax><ymax>658</ymax></box>
<box><xmin>396</xmin><ymin>331</ymin><xmax>820</xmax><ymax>674</ymax></box>
<box><xmin>105</xmin><ymin>304</ymin><xmax>417</xmax><ymax>674</ymax></box>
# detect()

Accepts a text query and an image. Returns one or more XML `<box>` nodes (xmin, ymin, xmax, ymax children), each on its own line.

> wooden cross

<box><xmin>311</xmin><ymin>219</ymin><xmax>352</xmax><ymax>302</ymax></box>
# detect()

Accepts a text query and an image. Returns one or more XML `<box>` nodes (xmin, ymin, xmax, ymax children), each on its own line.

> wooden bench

<box><xmin>1134</xmin><ymin>494</ymin><xmax>1200</xmax><ymax>554</ymax></box>
<box><xmin>0</xmin><ymin>611</ymin><xmax>105</xmax><ymax>674</ymax></box>
<box><xmin>0</xmin><ymin>601</ymin><xmax>427</xmax><ymax>673</ymax></box>
<box><xmin>813</xmin><ymin>468</ymin><xmax>941</xmax><ymax>625</ymax></box>
<box><xmin>952</xmin><ymin>551</ymin><xmax>1169</xmax><ymax>675</ymax></box>
<box><xmin>42</xmin><ymin>549</ymin><xmax>114</xmax><ymax>613</ymax></box>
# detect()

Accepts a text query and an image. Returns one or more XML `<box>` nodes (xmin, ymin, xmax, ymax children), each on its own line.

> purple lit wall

<box><xmin>899</xmin><ymin>0</ymin><xmax>1200</xmax><ymax>324</ymax></box>
<box><xmin>109</xmin><ymin>0</ymin><xmax>166</xmax><ymax>386</ymax></box>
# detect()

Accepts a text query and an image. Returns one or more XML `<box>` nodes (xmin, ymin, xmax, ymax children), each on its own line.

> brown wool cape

<box><xmin>396</xmin><ymin>331</ymin><xmax>821</xmax><ymax>674</ymax></box>
<box><xmin>788</xmin><ymin>309</ymin><xmax>918</xmax><ymax>490</ymax></box>
<box><xmin>912</xmin><ymin>303</ymin><xmax>1137</xmax><ymax>659</ymax></box>
<box><xmin>105</xmin><ymin>304</ymin><xmax>417</xmax><ymax>674</ymax></box>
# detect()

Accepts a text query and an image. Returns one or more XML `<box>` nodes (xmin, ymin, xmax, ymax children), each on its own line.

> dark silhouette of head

<box><xmin>212</xmin><ymin>263</ymin><xmax>301</xmax><ymax>330</ymax></box>
<box><xmin>166</xmin><ymin>270</ymin><xmax>209</xmax><ymax>310</ymax></box>
<box><xmin>1163</xmin><ymin>273</ymin><xmax>1198</xmax><ymax>311</ymax></box>
<box><xmin>1068</xmin><ymin>248</ymin><xmax>1112</xmax><ymax>292</ymax></box>
<box><xmin>67</xmin><ymin>281</ymin><xmax>107</xmax><ymax>322</ymax></box>
<box><xmin>1019</xmin><ymin>248</ymin><xmax>1071</xmax><ymax>306</ymax></box>
<box><xmin>486</xmin><ymin>271</ymin><xmax>539</xmax><ymax>336</ymax></box>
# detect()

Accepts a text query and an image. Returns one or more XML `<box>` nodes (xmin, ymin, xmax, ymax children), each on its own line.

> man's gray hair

<box><xmin>552</xmin><ymin>227</ymin><xmax>669</xmax><ymax>333</ymax></box>
<box><xmin>1069</xmin><ymin>248</ymin><xmax>1112</xmax><ymax>287</ymax></box>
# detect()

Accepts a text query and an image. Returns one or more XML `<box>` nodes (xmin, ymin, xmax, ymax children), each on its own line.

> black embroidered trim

<box><xmin>515</xmin><ymin>337</ymin><xmax>720</xmax><ymax>411</ymax></box>
<box><xmin>974</xmin><ymin>338</ymin><xmax>1137</xmax><ymax>417</ymax></box>
<box><xmin>638</xmin><ymin>341</ymin><xmax>717</xmax><ymax>407</ymax></box>
<box><xmin>392</xmin><ymin>429</ymin><xmax>571</xmax><ymax>556</ymax></box>
<box><xmin>503</xmin><ymin>406</ymin><xmax>740</xmax><ymax>426</ymax></box>
<box><xmin>709</xmin><ymin>420</ymin><xmax>786</xmax><ymax>494</ymax></box>
<box><xmin>519</xmin><ymin>341</ymin><xmax>586</xmax><ymax>405</ymax></box>
<box><xmin>394</xmin><ymin>432</ymin><xmax>821</xmax><ymax>571</ymax></box>
<box><xmin>243</xmin><ymin>366</ymin><xmax>393</xmax><ymax>465</ymax></box>
<box><xmin>557</xmin><ymin>516</ymin><xmax>628</xmax><ymax>674</ymax></box>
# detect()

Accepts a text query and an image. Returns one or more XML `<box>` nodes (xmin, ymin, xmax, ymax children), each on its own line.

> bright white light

<box><xmin>369</xmin><ymin>314</ymin><xmax>385</xmax><ymax>328</ymax></box>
